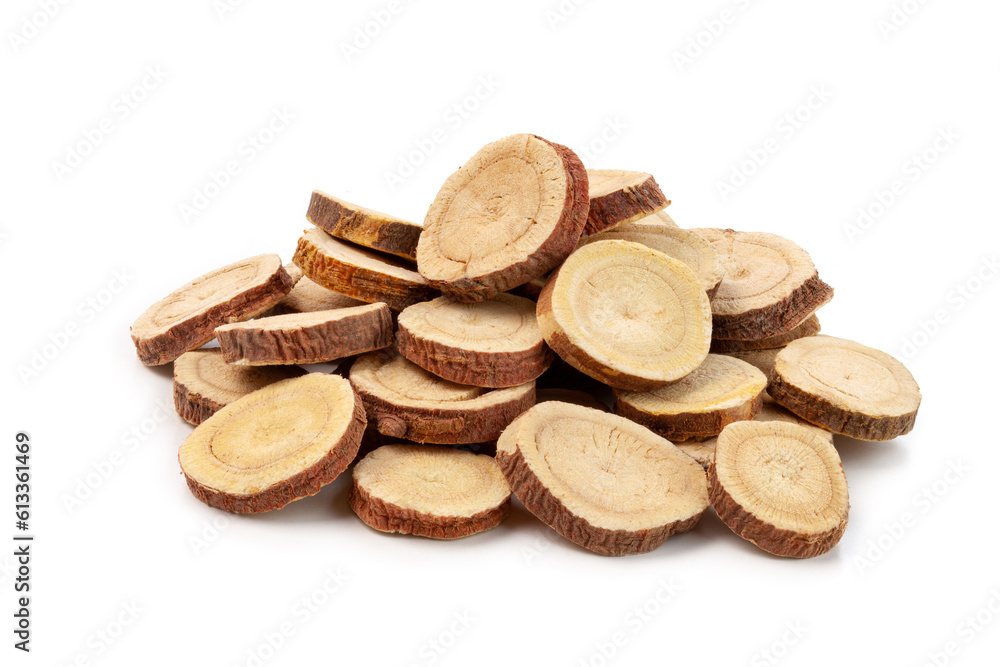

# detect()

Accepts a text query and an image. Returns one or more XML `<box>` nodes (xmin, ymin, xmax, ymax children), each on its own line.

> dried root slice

<box><xmin>497</xmin><ymin>402</ymin><xmax>709</xmax><ymax>556</ymax></box>
<box><xmin>307</xmin><ymin>190</ymin><xmax>422</xmax><ymax>262</ymax></box>
<box><xmin>349</xmin><ymin>349</ymin><xmax>534</xmax><ymax>444</ymax></box>
<box><xmin>675</xmin><ymin>442</ymin><xmax>716</xmax><ymax>471</ymax></box>
<box><xmin>216</xmin><ymin>304</ymin><xmax>393</xmax><ymax>366</ymax></box>
<box><xmin>270</xmin><ymin>265</ymin><xmax>366</xmax><ymax>315</ymax></box>
<box><xmin>396</xmin><ymin>294</ymin><xmax>552</xmax><ymax>388</ymax></box>
<box><xmin>584</xmin><ymin>170</ymin><xmax>669</xmax><ymax>235</ymax></box>
<box><xmin>178</xmin><ymin>374</ymin><xmax>366</xmax><ymax>514</ymax></box>
<box><xmin>535</xmin><ymin>388</ymin><xmax>608</xmax><ymax>412</ymax></box>
<box><xmin>712</xmin><ymin>315</ymin><xmax>820</xmax><ymax>352</ymax></box>
<box><xmin>131</xmin><ymin>255</ymin><xmax>293</xmax><ymax>365</ymax></box>
<box><xmin>417</xmin><ymin>133</ymin><xmax>590</xmax><ymax>302</ymax></box>
<box><xmin>294</xmin><ymin>227</ymin><xmax>436</xmax><ymax>311</ymax></box>
<box><xmin>581</xmin><ymin>221</ymin><xmax>723</xmax><ymax>297</ymax></box>
<box><xmin>709</xmin><ymin>421</ymin><xmax>849</xmax><ymax>558</ymax></box>
<box><xmin>637</xmin><ymin>209</ymin><xmax>678</xmax><ymax>228</ymax></box>
<box><xmin>538</xmin><ymin>239</ymin><xmax>712</xmax><ymax>390</ymax></box>
<box><xmin>350</xmin><ymin>445</ymin><xmax>510</xmax><ymax>539</ymax></box>
<box><xmin>692</xmin><ymin>229</ymin><xmax>833</xmax><ymax>340</ymax></box>
<box><xmin>769</xmin><ymin>336</ymin><xmax>921</xmax><ymax>441</ymax></box>
<box><xmin>723</xmin><ymin>348</ymin><xmax>782</xmax><ymax>378</ymax></box>
<box><xmin>614</xmin><ymin>354</ymin><xmax>767</xmax><ymax>441</ymax></box>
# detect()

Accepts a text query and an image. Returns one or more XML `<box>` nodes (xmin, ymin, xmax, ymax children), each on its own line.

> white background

<box><xmin>2</xmin><ymin>1</ymin><xmax>999</xmax><ymax>665</ymax></box>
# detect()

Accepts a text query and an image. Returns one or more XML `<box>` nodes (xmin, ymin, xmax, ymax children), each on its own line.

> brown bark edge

<box><xmin>614</xmin><ymin>390</ymin><xmax>765</xmax><ymax>441</ymax></box>
<box><xmin>711</xmin><ymin>273</ymin><xmax>833</xmax><ymax>341</ymax></box>
<box><xmin>173</xmin><ymin>381</ymin><xmax>224</xmax><ymax>426</ymax></box>
<box><xmin>307</xmin><ymin>191</ymin><xmax>422</xmax><ymax>262</ymax></box>
<box><xmin>584</xmin><ymin>175</ymin><xmax>670</xmax><ymax>235</ymax></box>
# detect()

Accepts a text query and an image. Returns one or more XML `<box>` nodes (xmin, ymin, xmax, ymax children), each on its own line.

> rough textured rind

<box><xmin>711</xmin><ymin>273</ymin><xmax>833</xmax><ymax>341</ymax></box>
<box><xmin>616</xmin><ymin>391</ymin><xmax>765</xmax><ymax>442</ymax></box>
<box><xmin>712</xmin><ymin>315</ymin><xmax>821</xmax><ymax>352</ymax></box>
<box><xmin>349</xmin><ymin>482</ymin><xmax>510</xmax><ymax>538</ymax></box>
<box><xmin>584</xmin><ymin>170</ymin><xmax>670</xmax><ymax>235</ymax></box>
<box><xmin>307</xmin><ymin>190</ymin><xmax>422</xmax><ymax>261</ymax></box>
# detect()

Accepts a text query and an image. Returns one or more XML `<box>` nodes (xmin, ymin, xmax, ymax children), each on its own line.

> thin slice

<box><xmin>692</xmin><ymin>229</ymin><xmax>833</xmax><ymax>340</ymax></box>
<box><xmin>350</xmin><ymin>445</ymin><xmax>510</xmax><ymax>539</ymax></box>
<box><xmin>585</xmin><ymin>170</ymin><xmax>669</xmax><ymax>234</ymax></box>
<box><xmin>712</xmin><ymin>314</ymin><xmax>821</xmax><ymax>352</ymax></box>
<box><xmin>535</xmin><ymin>388</ymin><xmax>608</xmax><ymax>412</ymax></box>
<box><xmin>349</xmin><ymin>349</ymin><xmax>534</xmax><ymax>444</ymax></box>
<box><xmin>178</xmin><ymin>373</ymin><xmax>366</xmax><ymax>513</ymax></box>
<box><xmin>418</xmin><ymin>133</ymin><xmax>590</xmax><ymax>302</ymax></box>
<box><xmin>396</xmin><ymin>294</ymin><xmax>552</xmax><ymax>388</ymax></box>
<box><xmin>709</xmin><ymin>421</ymin><xmax>849</xmax><ymax>558</ymax></box>
<box><xmin>216</xmin><ymin>304</ymin><xmax>393</xmax><ymax>365</ymax></box>
<box><xmin>269</xmin><ymin>264</ymin><xmax>366</xmax><ymax>315</ymax></box>
<box><xmin>614</xmin><ymin>354</ymin><xmax>767</xmax><ymax>441</ymax></box>
<box><xmin>538</xmin><ymin>239</ymin><xmax>712</xmax><ymax>390</ymax></box>
<box><xmin>307</xmin><ymin>190</ymin><xmax>422</xmax><ymax>261</ymax></box>
<box><xmin>769</xmin><ymin>336</ymin><xmax>921</xmax><ymax>441</ymax></box>
<box><xmin>131</xmin><ymin>254</ymin><xmax>293</xmax><ymax>365</ymax></box>
<box><xmin>496</xmin><ymin>402</ymin><xmax>709</xmax><ymax>556</ymax></box>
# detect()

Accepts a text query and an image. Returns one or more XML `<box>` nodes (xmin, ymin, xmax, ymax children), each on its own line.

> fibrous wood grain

<box><xmin>307</xmin><ymin>190</ymin><xmax>422</xmax><ymax>262</ymax></box>
<box><xmin>584</xmin><ymin>170</ymin><xmax>669</xmax><ymax>235</ymax></box>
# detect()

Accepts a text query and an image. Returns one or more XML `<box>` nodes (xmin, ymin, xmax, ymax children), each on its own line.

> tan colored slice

<box><xmin>496</xmin><ymin>402</ymin><xmax>709</xmax><ymax>556</ymax></box>
<box><xmin>712</xmin><ymin>314</ymin><xmax>821</xmax><ymax>352</ymax></box>
<box><xmin>350</xmin><ymin>445</ymin><xmax>511</xmax><ymax>539</ymax></box>
<box><xmin>614</xmin><ymin>354</ymin><xmax>767</xmax><ymax>441</ymax></box>
<box><xmin>538</xmin><ymin>239</ymin><xmax>712</xmax><ymax>390</ymax></box>
<box><xmin>709</xmin><ymin>421</ymin><xmax>849</xmax><ymax>558</ymax></box>
<box><xmin>638</xmin><ymin>209</ymin><xmax>679</xmax><ymax>228</ymax></box>
<box><xmin>535</xmin><ymin>388</ymin><xmax>609</xmax><ymax>412</ymax></box>
<box><xmin>584</xmin><ymin>170</ymin><xmax>669</xmax><ymax>235</ymax></box>
<box><xmin>307</xmin><ymin>190</ymin><xmax>422</xmax><ymax>262</ymax></box>
<box><xmin>417</xmin><ymin>133</ymin><xmax>590</xmax><ymax>302</ymax></box>
<box><xmin>692</xmin><ymin>229</ymin><xmax>834</xmax><ymax>340</ymax></box>
<box><xmin>294</xmin><ymin>227</ymin><xmax>436</xmax><ymax>311</ymax></box>
<box><xmin>172</xmin><ymin>348</ymin><xmax>305</xmax><ymax>425</ymax></box>
<box><xmin>269</xmin><ymin>265</ymin><xmax>366</xmax><ymax>315</ymax></box>
<box><xmin>178</xmin><ymin>373</ymin><xmax>366</xmax><ymax>513</ymax></box>
<box><xmin>396</xmin><ymin>294</ymin><xmax>552</xmax><ymax>388</ymax></box>
<box><xmin>131</xmin><ymin>254</ymin><xmax>294</xmax><ymax>365</ymax></box>
<box><xmin>724</xmin><ymin>348</ymin><xmax>782</xmax><ymax>378</ymax></box>
<box><xmin>349</xmin><ymin>349</ymin><xmax>534</xmax><ymax>444</ymax></box>
<box><xmin>770</xmin><ymin>336</ymin><xmax>921</xmax><ymax>441</ymax></box>
<box><xmin>581</xmin><ymin>222</ymin><xmax>723</xmax><ymax>297</ymax></box>
<box><xmin>216</xmin><ymin>304</ymin><xmax>393</xmax><ymax>366</ymax></box>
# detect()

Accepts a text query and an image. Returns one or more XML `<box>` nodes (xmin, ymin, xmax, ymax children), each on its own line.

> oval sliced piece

<box><xmin>711</xmin><ymin>314</ymin><xmax>821</xmax><ymax>352</ymax></box>
<box><xmin>307</xmin><ymin>190</ymin><xmax>422</xmax><ymax>262</ymax></box>
<box><xmin>585</xmin><ymin>169</ymin><xmax>669</xmax><ymax>234</ymax></box>
<box><xmin>269</xmin><ymin>265</ymin><xmax>366</xmax><ymax>315</ymax></box>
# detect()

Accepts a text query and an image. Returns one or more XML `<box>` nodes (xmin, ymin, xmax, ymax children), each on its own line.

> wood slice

<box><xmin>131</xmin><ymin>254</ymin><xmax>294</xmax><ymax>366</ymax></box>
<box><xmin>178</xmin><ymin>373</ymin><xmax>366</xmax><ymax>514</ymax></box>
<box><xmin>307</xmin><ymin>190</ymin><xmax>422</xmax><ymax>262</ymax></box>
<box><xmin>417</xmin><ymin>133</ymin><xmax>590</xmax><ymax>302</ymax></box>
<box><xmin>269</xmin><ymin>264</ymin><xmax>366</xmax><ymax>315</ymax></box>
<box><xmin>769</xmin><ymin>336</ymin><xmax>921</xmax><ymax>441</ymax></box>
<box><xmin>581</xmin><ymin>221</ymin><xmax>724</xmax><ymax>297</ymax></box>
<box><xmin>350</xmin><ymin>444</ymin><xmax>510</xmax><ymax>539</ymax></box>
<box><xmin>216</xmin><ymin>304</ymin><xmax>393</xmax><ymax>365</ymax></box>
<box><xmin>712</xmin><ymin>314</ymin><xmax>821</xmax><ymax>352</ymax></box>
<box><xmin>708</xmin><ymin>421</ymin><xmax>849</xmax><ymax>558</ymax></box>
<box><xmin>723</xmin><ymin>348</ymin><xmax>782</xmax><ymax>378</ymax></box>
<box><xmin>675</xmin><ymin>442</ymin><xmax>715</xmax><ymax>471</ymax></box>
<box><xmin>613</xmin><ymin>354</ymin><xmax>768</xmax><ymax>441</ymax></box>
<box><xmin>692</xmin><ymin>229</ymin><xmax>833</xmax><ymax>340</ymax></box>
<box><xmin>535</xmin><ymin>388</ymin><xmax>609</xmax><ymax>412</ymax></box>
<box><xmin>584</xmin><ymin>170</ymin><xmax>669</xmax><ymax>235</ymax></box>
<box><xmin>537</xmin><ymin>239</ymin><xmax>712</xmax><ymax>391</ymax></box>
<box><xmin>349</xmin><ymin>349</ymin><xmax>534</xmax><ymax>444</ymax></box>
<box><xmin>172</xmin><ymin>348</ymin><xmax>305</xmax><ymax>425</ymax></box>
<box><xmin>294</xmin><ymin>227</ymin><xmax>436</xmax><ymax>311</ymax></box>
<box><xmin>496</xmin><ymin>402</ymin><xmax>709</xmax><ymax>556</ymax></box>
<box><xmin>396</xmin><ymin>294</ymin><xmax>552</xmax><ymax>388</ymax></box>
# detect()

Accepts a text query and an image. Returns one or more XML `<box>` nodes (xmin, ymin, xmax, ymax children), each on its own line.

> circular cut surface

<box><xmin>538</xmin><ymin>239</ymin><xmax>712</xmax><ymax>390</ymax></box>
<box><xmin>584</xmin><ymin>170</ymin><xmax>669</xmax><ymax>235</ymax></box>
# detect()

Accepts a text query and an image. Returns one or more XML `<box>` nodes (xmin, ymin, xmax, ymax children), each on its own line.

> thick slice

<box><xmin>581</xmin><ymin>222</ymin><xmax>723</xmax><ymax>297</ymax></box>
<box><xmin>294</xmin><ymin>227</ymin><xmax>436</xmax><ymax>311</ymax></box>
<box><xmin>614</xmin><ymin>354</ymin><xmax>767</xmax><ymax>441</ymax></box>
<box><xmin>584</xmin><ymin>170</ymin><xmax>669</xmax><ymax>235</ymax></box>
<box><xmin>769</xmin><ymin>336</ymin><xmax>921</xmax><ymax>441</ymax></box>
<box><xmin>418</xmin><ymin>133</ymin><xmax>590</xmax><ymax>302</ymax></box>
<box><xmin>270</xmin><ymin>265</ymin><xmax>366</xmax><ymax>315</ymax></box>
<box><xmin>350</xmin><ymin>445</ymin><xmax>510</xmax><ymax>539</ymax></box>
<box><xmin>172</xmin><ymin>349</ymin><xmax>305</xmax><ymax>425</ymax></box>
<box><xmin>535</xmin><ymin>388</ymin><xmax>608</xmax><ymax>412</ymax></box>
<box><xmin>712</xmin><ymin>314</ymin><xmax>820</xmax><ymax>352</ymax></box>
<box><xmin>349</xmin><ymin>349</ymin><xmax>534</xmax><ymax>444</ymax></box>
<box><xmin>131</xmin><ymin>255</ymin><xmax>293</xmax><ymax>365</ymax></box>
<box><xmin>178</xmin><ymin>374</ymin><xmax>366</xmax><ymax>513</ymax></box>
<box><xmin>396</xmin><ymin>294</ymin><xmax>552</xmax><ymax>388</ymax></box>
<box><xmin>692</xmin><ymin>229</ymin><xmax>833</xmax><ymax>340</ymax></box>
<box><xmin>538</xmin><ymin>239</ymin><xmax>712</xmax><ymax>390</ymax></box>
<box><xmin>307</xmin><ymin>190</ymin><xmax>422</xmax><ymax>262</ymax></box>
<box><xmin>216</xmin><ymin>304</ymin><xmax>393</xmax><ymax>365</ymax></box>
<box><xmin>709</xmin><ymin>421</ymin><xmax>849</xmax><ymax>558</ymax></box>
<box><xmin>497</xmin><ymin>402</ymin><xmax>709</xmax><ymax>556</ymax></box>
